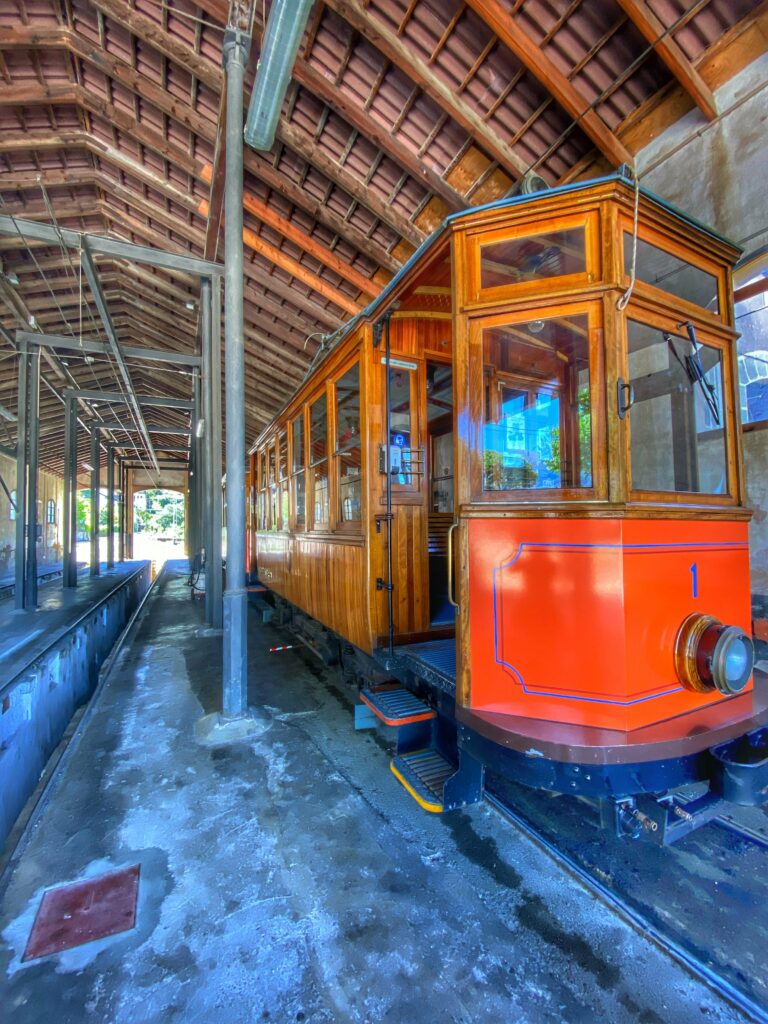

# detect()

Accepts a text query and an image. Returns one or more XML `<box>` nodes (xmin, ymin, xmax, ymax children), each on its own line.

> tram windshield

<box><xmin>481</xmin><ymin>314</ymin><xmax>592</xmax><ymax>492</ymax></box>
<box><xmin>627</xmin><ymin>320</ymin><xmax>728</xmax><ymax>494</ymax></box>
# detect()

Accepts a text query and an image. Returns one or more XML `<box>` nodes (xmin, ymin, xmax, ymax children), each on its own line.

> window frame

<box><xmin>734</xmin><ymin>249</ymin><xmax>768</xmax><ymax>432</ymax></box>
<box><xmin>46</xmin><ymin>498</ymin><xmax>56</xmax><ymax>525</ymax></box>
<box><xmin>620</xmin><ymin>302</ymin><xmax>739</xmax><ymax>507</ymax></box>
<box><xmin>333</xmin><ymin>357</ymin><xmax>363</xmax><ymax>531</ymax></box>
<box><xmin>468</xmin><ymin>300</ymin><xmax>606</xmax><ymax>503</ymax></box>
<box><xmin>465</xmin><ymin>210</ymin><xmax>600</xmax><ymax>307</ymax></box>
<box><xmin>618</xmin><ymin>216</ymin><xmax>726</xmax><ymax>326</ymax></box>
<box><xmin>290</xmin><ymin>411</ymin><xmax>307</xmax><ymax>532</ymax></box>
<box><xmin>308</xmin><ymin>389</ymin><xmax>331</xmax><ymax>532</ymax></box>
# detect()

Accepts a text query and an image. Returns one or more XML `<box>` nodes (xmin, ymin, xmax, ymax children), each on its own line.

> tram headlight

<box><xmin>674</xmin><ymin>613</ymin><xmax>754</xmax><ymax>696</ymax></box>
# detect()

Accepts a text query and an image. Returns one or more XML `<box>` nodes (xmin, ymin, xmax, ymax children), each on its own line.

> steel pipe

<box><xmin>222</xmin><ymin>30</ymin><xmax>250</xmax><ymax>717</ymax></box>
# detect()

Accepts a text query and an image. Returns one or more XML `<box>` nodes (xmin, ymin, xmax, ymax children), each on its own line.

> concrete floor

<box><xmin>0</xmin><ymin>562</ymin><xmax>751</xmax><ymax>1023</ymax></box>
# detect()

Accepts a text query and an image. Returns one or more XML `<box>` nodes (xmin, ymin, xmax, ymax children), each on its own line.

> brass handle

<box><xmin>447</xmin><ymin>521</ymin><xmax>459</xmax><ymax>608</ymax></box>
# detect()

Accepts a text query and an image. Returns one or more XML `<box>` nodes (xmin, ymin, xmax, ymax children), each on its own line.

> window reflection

<box><xmin>481</xmin><ymin>227</ymin><xmax>586</xmax><ymax>290</ymax></box>
<box><xmin>482</xmin><ymin>315</ymin><xmax>593</xmax><ymax>492</ymax></box>
<box><xmin>336</xmin><ymin>363</ymin><xmax>362</xmax><ymax>523</ymax></box>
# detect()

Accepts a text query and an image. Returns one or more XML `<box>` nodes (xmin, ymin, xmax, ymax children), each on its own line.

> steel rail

<box><xmin>485</xmin><ymin>792</ymin><xmax>768</xmax><ymax>1024</ymax></box>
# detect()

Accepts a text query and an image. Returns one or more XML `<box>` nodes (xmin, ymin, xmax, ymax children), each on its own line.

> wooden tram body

<box><xmin>250</xmin><ymin>174</ymin><xmax>767</xmax><ymax>841</ymax></box>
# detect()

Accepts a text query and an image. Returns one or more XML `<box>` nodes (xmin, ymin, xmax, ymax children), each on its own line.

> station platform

<box><xmin>0</xmin><ymin>560</ymin><xmax>749</xmax><ymax>1023</ymax></box>
<box><xmin>0</xmin><ymin>562</ymin><xmax>147</xmax><ymax>686</ymax></box>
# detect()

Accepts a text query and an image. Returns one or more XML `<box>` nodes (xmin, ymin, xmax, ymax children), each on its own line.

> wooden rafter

<box><xmin>615</xmin><ymin>0</ymin><xmax>717</xmax><ymax>121</ymax></box>
<box><xmin>323</xmin><ymin>0</ymin><xmax>530</xmax><ymax>181</ymax></box>
<box><xmin>464</xmin><ymin>0</ymin><xmax>634</xmax><ymax>168</ymax></box>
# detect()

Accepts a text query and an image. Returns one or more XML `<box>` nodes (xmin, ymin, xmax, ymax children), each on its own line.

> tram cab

<box><xmin>252</xmin><ymin>174</ymin><xmax>764</xmax><ymax>835</ymax></box>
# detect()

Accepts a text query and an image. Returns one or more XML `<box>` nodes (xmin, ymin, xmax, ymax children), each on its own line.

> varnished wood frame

<box><xmin>289</xmin><ymin>410</ymin><xmax>307</xmax><ymax>533</ymax></box>
<box><xmin>331</xmin><ymin>350</ymin><xmax>365</xmax><ymax>536</ymax></box>
<box><xmin>617</xmin><ymin>212</ymin><xmax>728</xmax><ymax>328</ymax></box>
<box><xmin>620</xmin><ymin>298</ymin><xmax>743</xmax><ymax>508</ymax></box>
<box><xmin>463</xmin><ymin>300</ymin><xmax>608</xmax><ymax>505</ymax></box>
<box><xmin>464</xmin><ymin>209</ymin><xmax>601</xmax><ymax>309</ymax></box>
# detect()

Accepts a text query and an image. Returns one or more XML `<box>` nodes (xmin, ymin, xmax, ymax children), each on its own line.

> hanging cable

<box><xmin>617</xmin><ymin>165</ymin><xmax>640</xmax><ymax>311</ymax></box>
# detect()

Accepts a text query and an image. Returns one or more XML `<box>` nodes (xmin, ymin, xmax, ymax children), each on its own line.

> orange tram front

<box><xmin>249</xmin><ymin>173</ymin><xmax>768</xmax><ymax>844</ymax></box>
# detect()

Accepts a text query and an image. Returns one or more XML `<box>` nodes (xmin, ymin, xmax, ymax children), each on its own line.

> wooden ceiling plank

<box><xmin>464</xmin><ymin>0</ymin><xmax>634</xmax><ymax>167</ymax></box>
<box><xmin>615</xmin><ymin>0</ymin><xmax>717</xmax><ymax>121</ymax></box>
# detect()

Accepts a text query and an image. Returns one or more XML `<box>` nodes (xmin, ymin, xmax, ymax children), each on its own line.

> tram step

<box><xmin>359</xmin><ymin>686</ymin><xmax>436</xmax><ymax>727</ymax></box>
<box><xmin>390</xmin><ymin>747</ymin><xmax>485</xmax><ymax>814</ymax></box>
<box><xmin>390</xmin><ymin>750</ymin><xmax>453</xmax><ymax>813</ymax></box>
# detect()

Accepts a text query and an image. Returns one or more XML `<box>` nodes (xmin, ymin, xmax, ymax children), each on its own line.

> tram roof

<box><xmin>309</xmin><ymin>172</ymin><xmax>741</xmax><ymax>376</ymax></box>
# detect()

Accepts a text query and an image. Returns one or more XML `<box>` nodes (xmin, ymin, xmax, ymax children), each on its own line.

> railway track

<box><xmin>485</xmin><ymin>788</ymin><xmax>768</xmax><ymax>1024</ymax></box>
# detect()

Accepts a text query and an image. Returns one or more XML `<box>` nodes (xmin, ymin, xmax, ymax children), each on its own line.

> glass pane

<box><xmin>624</xmin><ymin>236</ymin><xmax>719</xmax><ymax>314</ymax></box>
<box><xmin>482</xmin><ymin>315</ymin><xmax>592</xmax><ymax>492</ymax></box>
<box><xmin>268</xmin><ymin>445</ymin><xmax>275</xmax><ymax>485</ymax></box>
<box><xmin>336</xmin><ymin>363</ymin><xmax>361</xmax><ymax>452</ymax></box>
<box><xmin>735</xmin><ymin>270</ymin><xmax>768</xmax><ymax>424</ymax></box>
<box><xmin>259</xmin><ymin>451</ymin><xmax>266</xmax><ymax>489</ymax></box>
<box><xmin>340</xmin><ymin>447</ymin><xmax>362</xmax><ymax>522</ymax></box>
<box><xmin>278</xmin><ymin>430</ymin><xmax>288</xmax><ymax>480</ymax></box>
<box><xmin>280</xmin><ymin>481</ymin><xmax>289</xmax><ymax>526</ymax></box>
<box><xmin>431</xmin><ymin>431</ymin><xmax>454</xmax><ymax>512</ymax></box>
<box><xmin>294</xmin><ymin>470</ymin><xmax>306</xmax><ymax>529</ymax></box>
<box><xmin>310</xmin><ymin>395</ymin><xmax>328</xmax><ymax>465</ymax></box>
<box><xmin>269</xmin><ymin>486</ymin><xmax>278</xmax><ymax>530</ymax></box>
<box><xmin>389</xmin><ymin>366</ymin><xmax>413</xmax><ymax>485</ymax></box>
<box><xmin>313</xmin><ymin>463</ymin><xmax>329</xmax><ymax>526</ymax></box>
<box><xmin>481</xmin><ymin>227</ymin><xmax>585</xmax><ymax>290</ymax></box>
<box><xmin>257</xmin><ymin>491</ymin><xmax>266</xmax><ymax>530</ymax></box>
<box><xmin>628</xmin><ymin>320</ymin><xmax>728</xmax><ymax>493</ymax></box>
<box><xmin>292</xmin><ymin>414</ymin><xmax>305</xmax><ymax>471</ymax></box>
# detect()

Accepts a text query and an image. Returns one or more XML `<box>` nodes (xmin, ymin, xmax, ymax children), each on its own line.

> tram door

<box><xmin>425</xmin><ymin>362</ymin><xmax>455</xmax><ymax>625</ymax></box>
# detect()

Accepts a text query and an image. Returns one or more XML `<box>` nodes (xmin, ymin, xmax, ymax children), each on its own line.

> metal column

<box><xmin>90</xmin><ymin>426</ymin><xmax>100</xmax><ymax>576</ymax></box>
<box><xmin>24</xmin><ymin>347</ymin><xmax>40</xmax><ymax>607</ymax></box>
<box><xmin>203</xmin><ymin>276</ymin><xmax>223</xmax><ymax>628</ymax></box>
<box><xmin>222</xmin><ymin>30</ymin><xmax>250</xmax><ymax>717</ymax></box>
<box><xmin>106</xmin><ymin>444</ymin><xmax>115</xmax><ymax>569</ymax></box>
<box><xmin>118</xmin><ymin>458</ymin><xmax>125</xmax><ymax>563</ymax></box>
<box><xmin>14</xmin><ymin>343</ymin><xmax>29</xmax><ymax>609</ymax></box>
<box><xmin>63</xmin><ymin>394</ymin><xmax>78</xmax><ymax>588</ymax></box>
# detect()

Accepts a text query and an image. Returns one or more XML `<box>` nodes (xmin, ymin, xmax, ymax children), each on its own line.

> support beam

<box><xmin>107</xmin><ymin>444</ymin><xmax>115</xmax><ymax>569</ymax></box>
<box><xmin>615</xmin><ymin>0</ymin><xmax>717</xmax><ymax>121</ymax></box>
<box><xmin>25</xmin><ymin>348</ymin><xmax>40</xmax><ymax>607</ymax></box>
<box><xmin>98</xmin><ymin>423</ymin><xmax>192</xmax><ymax>435</ymax></box>
<box><xmin>18</xmin><ymin>330</ymin><xmax>202</xmax><ymax>367</ymax></box>
<box><xmin>63</xmin><ymin>394</ymin><xmax>78</xmax><ymax>588</ymax></box>
<box><xmin>464</xmin><ymin>0</ymin><xmax>634</xmax><ymax>168</ymax></box>
<box><xmin>204</xmin><ymin>276</ymin><xmax>223</xmax><ymax>628</ymax></box>
<box><xmin>80</xmin><ymin>241</ymin><xmax>160</xmax><ymax>475</ymax></box>
<box><xmin>222</xmin><ymin>30</ymin><xmax>249</xmax><ymax>719</ymax></box>
<box><xmin>64</xmin><ymin>389</ymin><xmax>194</xmax><ymax>410</ymax></box>
<box><xmin>118</xmin><ymin>457</ymin><xmax>125</xmax><ymax>563</ymax></box>
<box><xmin>14</xmin><ymin>343</ymin><xmax>29</xmax><ymax>609</ymax></box>
<box><xmin>90</xmin><ymin>426</ymin><xmax>100</xmax><ymax>577</ymax></box>
<box><xmin>324</xmin><ymin>0</ymin><xmax>530</xmax><ymax>181</ymax></box>
<box><xmin>0</xmin><ymin>215</ymin><xmax>222</xmax><ymax>278</ymax></box>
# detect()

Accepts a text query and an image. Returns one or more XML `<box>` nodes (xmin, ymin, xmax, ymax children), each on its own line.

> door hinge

<box><xmin>376</xmin><ymin>578</ymin><xmax>394</xmax><ymax>592</ymax></box>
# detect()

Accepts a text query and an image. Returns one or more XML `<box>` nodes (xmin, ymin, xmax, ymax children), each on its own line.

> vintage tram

<box><xmin>249</xmin><ymin>173</ymin><xmax>767</xmax><ymax>843</ymax></box>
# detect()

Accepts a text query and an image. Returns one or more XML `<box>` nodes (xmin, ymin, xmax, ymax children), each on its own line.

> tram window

<box><xmin>389</xmin><ymin>366</ymin><xmax>414</xmax><ymax>485</ymax></box>
<box><xmin>427</xmin><ymin>363</ymin><xmax>453</xmax><ymax>512</ymax></box>
<box><xmin>335</xmin><ymin>363</ymin><xmax>362</xmax><ymax>523</ymax></box>
<box><xmin>627</xmin><ymin>320</ymin><xmax>728</xmax><ymax>494</ymax></box>
<box><xmin>292</xmin><ymin>414</ymin><xmax>306</xmax><ymax>530</ymax></box>
<box><xmin>480</xmin><ymin>227</ymin><xmax>586</xmax><ymax>290</ymax></box>
<box><xmin>481</xmin><ymin>315</ymin><xmax>592</xmax><ymax>492</ymax></box>
<box><xmin>278</xmin><ymin>429</ymin><xmax>288</xmax><ymax>529</ymax></box>
<box><xmin>268</xmin><ymin>442</ymin><xmax>278</xmax><ymax>530</ymax></box>
<box><xmin>310</xmin><ymin>394</ymin><xmax>329</xmax><ymax>527</ymax></box>
<box><xmin>624</xmin><ymin>235</ymin><xmax>719</xmax><ymax>315</ymax></box>
<box><xmin>258</xmin><ymin>450</ymin><xmax>267</xmax><ymax>530</ymax></box>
